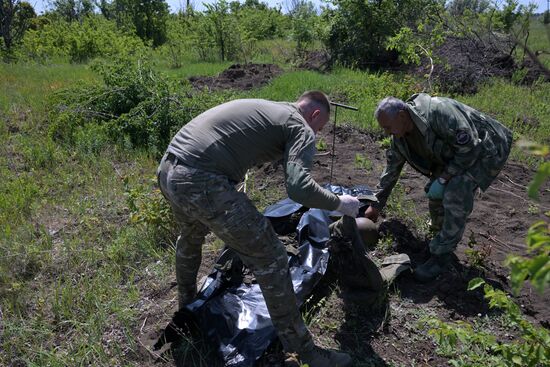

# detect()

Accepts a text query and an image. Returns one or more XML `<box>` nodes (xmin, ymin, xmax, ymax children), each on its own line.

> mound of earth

<box><xmin>138</xmin><ymin>123</ymin><xmax>550</xmax><ymax>366</ymax></box>
<box><xmin>188</xmin><ymin>63</ymin><xmax>283</xmax><ymax>91</ymax></box>
<box><xmin>297</xmin><ymin>50</ymin><xmax>332</xmax><ymax>72</ymax></box>
<box><xmin>415</xmin><ymin>36</ymin><xmax>549</xmax><ymax>94</ymax></box>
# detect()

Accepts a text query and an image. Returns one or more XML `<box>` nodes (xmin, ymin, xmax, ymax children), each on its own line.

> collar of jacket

<box><xmin>405</xmin><ymin>93</ymin><xmax>433</xmax><ymax>137</ymax></box>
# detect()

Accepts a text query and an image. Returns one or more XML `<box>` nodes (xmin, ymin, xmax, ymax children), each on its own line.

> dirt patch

<box><xmin>414</xmin><ymin>36</ymin><xmax>549</xmax><ymax>94</ymax></box>
<box><xmin>255</xmin><ymin>123</ymin><xmax>550</xmax><ymax>365</ymax></box>
<box><xmin>296</xmin><ymin>50</ymin><xmax>332</xmax><ymax>72</ymax></box>
<box><xmin>188</xmin><ymin>63</ymin><xmax>283</xmax><ymax>91</ymax></box>
<box><xmin>140</xmin><ymin>123</ymin><xmax>550</xmax><ymax>366</ymax></box>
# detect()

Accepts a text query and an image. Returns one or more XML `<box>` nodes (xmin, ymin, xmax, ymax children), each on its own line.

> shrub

<box><xmin>326</xmin><ymin>0</ymin><xmax>438</xmax><ymax>68</ymax></box>
<box><xmin>19</xmin><ymin>15</ymin><xmax>146</xmax><ymax>63</ymax></box>
<box><xmin>49</xmin><ymin>57</ymin><xmax>236</xmax><ymax>155</ymax></box>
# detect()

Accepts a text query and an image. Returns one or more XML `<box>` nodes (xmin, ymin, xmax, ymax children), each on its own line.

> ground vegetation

<box><xmin>0</xmin><ymin>0</ymin><xmax>549</xmax><ymax>366</ymax></box>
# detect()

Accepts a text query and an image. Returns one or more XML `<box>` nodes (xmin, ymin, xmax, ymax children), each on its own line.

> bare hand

<box><xmin>364</xmin><ymin>206</ymin><xmax>380</xmax><ymax>222</ymax></box>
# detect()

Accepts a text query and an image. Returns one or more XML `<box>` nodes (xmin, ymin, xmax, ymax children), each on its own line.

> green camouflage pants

<box><xmin>426</xmin><ymin>174</ymin><xmax>478</xmax><ymax>255</ymax></box>
<box><xmin>157</xmin><ymin>153</ymin><xmax>314</xmax><ymax>354</ymax></box>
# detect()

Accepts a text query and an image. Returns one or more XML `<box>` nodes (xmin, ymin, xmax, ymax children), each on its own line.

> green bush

<box><xmin>326</xmin><ymin>0</ymin><xmax>438</xmax><ymax>68</ymax></box>
<box><xmin>235</xmin><ymin>5</ymin><xmax>288</xmax><ymax>41</ymax></box>
<box><xmin>19</xmin><ymin>15</ymin><xmax>146</xmax><ymax>63</ymax></box>
<box><xmin>290</xmin><ymin>0</ymin><xmax>319</xmax><ymax>56</ymax></box>
<box><xmin>49</xmin><ymin>57</ymin><xmax>236</xmax><ymax>155</ymax></box>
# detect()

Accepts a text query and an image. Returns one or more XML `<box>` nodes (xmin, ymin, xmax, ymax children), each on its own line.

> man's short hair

<box><xmin>374</xmin><ymin>97</ymin><xmax>407</xmax><ymax>120</ymax></box>
<box><xmin>297</xmin><ymin>90</ymin><xmax>331</xmax><ymax>114</ymax></box>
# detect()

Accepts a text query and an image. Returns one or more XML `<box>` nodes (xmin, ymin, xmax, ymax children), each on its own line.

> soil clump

<box><xmin>296</xmin><ymin>50</ymin><xmax>332</xmax><ymax>72</ymax></box>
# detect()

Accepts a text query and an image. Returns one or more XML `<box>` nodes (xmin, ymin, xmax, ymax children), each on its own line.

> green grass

<box><xmin>0</xmin><ymin>62</ymin><xmax>95</xmax><ymax>114</ymax></box>
<box><xmin>0</xmin><ymin>61</ymin><xmax>172</xmax><ymax>366</ymax></box>
<box><xmin>457</xmin><ymin>78</ymin><xmax>550</xmax><ymax>143</ymax></box>
<box><xmin>525</xmin><ymin>17</ymin><xmax>550</xmax><ymax>68</ymax></box>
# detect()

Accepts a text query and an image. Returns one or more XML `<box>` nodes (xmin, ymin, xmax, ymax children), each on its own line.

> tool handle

<box><xmin>330</xmin><ymin>102</ymin><xmax>359</xmax><ymax>111</ymax></box>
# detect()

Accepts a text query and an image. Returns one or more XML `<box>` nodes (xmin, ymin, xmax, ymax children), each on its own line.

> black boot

<box><xmin>300</xmin><ymin>345</ymin><xmax>353</xmax><ymax>367</ymax></box>
<box><xmin>414</xmin><ymin>253</ymin><xmax>452</xmax><ymax>283</ymax></box>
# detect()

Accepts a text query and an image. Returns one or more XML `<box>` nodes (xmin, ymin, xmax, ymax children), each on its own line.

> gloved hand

<box><xmin>426</xmin><ymin>179</ymin><xmax>445</xmax><ymax>200</ymax></box>
<box><xmin>337</xmin><ymin>194</ymin><xmax>361</xmax><ymax>217</ymax></box>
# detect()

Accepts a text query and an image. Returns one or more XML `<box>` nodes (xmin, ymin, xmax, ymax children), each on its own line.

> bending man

<box><xmin>365</xmin><ymin>93</ymin><xmax>512</xmax><ymax>282</ymax></box>
<box><xmin>157</xmin><ymin>91</ymin><xmax>358</xmax><ymax>367</ymax></box>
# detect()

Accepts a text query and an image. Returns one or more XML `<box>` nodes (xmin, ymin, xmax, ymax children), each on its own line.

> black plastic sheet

<box><xmin>181</xmin><ymin>185</ymin><xmax>376</xmax><ymax>366</ymax></box>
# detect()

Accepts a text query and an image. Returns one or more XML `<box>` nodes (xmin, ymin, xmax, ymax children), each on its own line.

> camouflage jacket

<box><xmin>373</xmin><ymin>93</ymin><xmax>513</xmax><ymax>209</ymax></box>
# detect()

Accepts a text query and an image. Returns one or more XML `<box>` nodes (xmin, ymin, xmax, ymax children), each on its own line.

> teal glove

<box><xmin>426</xmin><ymin>179</ymin><xmax>445</xmax><ymax>200</ymax></box>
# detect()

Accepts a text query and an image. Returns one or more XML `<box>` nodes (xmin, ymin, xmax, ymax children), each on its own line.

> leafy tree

<box><xmin>447</xmin><ymin>0</ymin><xmax>490</xmax><ymax>16</ymax></box>
<box><xmin>0</xmin><ymin>0</ymin><xmax>36</xmax><ymax>56</ymax></box>
<box><xmin>94</xmin><ymin>0</ymin><xmax>115</xmax><ymax>19</ymax></box>
<box><xmin>91</xmin><ymin>0</ymin><xmax>169</xmax><ymax>46</ymax></box>
<box><xmin>289</xmin><ymin>0</ymin><xmax>318</xmax><ymax>56</ymax></box>
<box><xmin>204</xmin><ymin>0</ymin><xmax>238</xmax><ymax>61</ymax></box>
<box><xmin>114</xmin><ymin>0</ymin><xmax>169</xmax><ymax>47</ymax></box>
<box><xmin>188</xmin><ymin>13</ymin><xmax>218</xmax><ymax>61</ymax></box>
<box><xmin>50</xmin><ymin>0</ymin><xmax>94</xmax><ymax>22</ymax></box>
<box><xmin>161</xmin><ymin>14</ymin><xmax>195</xmax><ymax>67</ymax></box>
<box><xmin>326</xmin><ymin>0</ymin><xmax>438</xmax><ymax>68</ymax></box>
<box><xmin>234</xmin><ymin>2</ymin><xmax>288</xmax><ymax>41</ymax></box>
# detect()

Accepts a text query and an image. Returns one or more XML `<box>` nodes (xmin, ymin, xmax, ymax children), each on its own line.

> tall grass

<box><xmin>0</xmin><ymin>63</ymin><xmax>96</xmax><ymax>114</ymax></box>
<box><xmin>525</xmin><ymin>17</ymin><xmax>550</xmax><ymax>68</ymax></box>
<box><xmin>458</xmin><ymin>78</ymin><xmax>550</xmax><ymax>142</ymax></box>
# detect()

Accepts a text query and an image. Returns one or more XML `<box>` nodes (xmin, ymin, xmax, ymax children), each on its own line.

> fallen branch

<box><xmin>140</xmin><ymin>316</ymin><xmax>148</xmax><ymax>334</ymax></box>
<box><xmin>489</xmin><ymin>186</ymin><xmax>550</xmax><ymax>212</ymax></box>
<box><xmin>137</xmin><ymin>338</ymin><xmax>170</xmax><ymax>362</ymax></box>
<box><xmin>501</xmin><ymin>174</ymin><xmax>528</xmax><ymax>190</ymax></box>
<box><xmin>479</xmin><ymin>232</ymin><xmax>523</xmax><ymax>252</ymax></box>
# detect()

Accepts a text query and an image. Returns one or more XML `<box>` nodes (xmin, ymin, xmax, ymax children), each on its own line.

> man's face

<box><xmin>308</xmin><ymin>109</ymin><xmax>330</xmax><ymax>134</ymax></box>
<box><xmin>377</xmin><ymin>110</ymin><xmax>409</xmax><ymax>138</ymax></box>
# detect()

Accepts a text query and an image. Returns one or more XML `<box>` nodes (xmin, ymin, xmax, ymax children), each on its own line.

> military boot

<box><xmin>299</xmin><ymin>345</ymin><xmax>352</xmax><ymax>367</ymax></box>
<box><xmin>413</xmin><ymin>253</ymin><xmax>452</xmax><ymax>283</ymax></box>
<box><xmin>178</xmin><ymin>286</ymin><xmax>197</xmax><ymax>310</ymax></box>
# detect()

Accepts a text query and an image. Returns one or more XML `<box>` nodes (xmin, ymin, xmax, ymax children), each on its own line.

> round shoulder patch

<box><xmin>456</xmin><ymin>130</ymin><xmax>471</xmax><ymax>145</ymax></box>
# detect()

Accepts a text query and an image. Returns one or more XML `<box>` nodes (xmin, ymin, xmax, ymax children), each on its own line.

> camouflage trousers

<box><xmin>426</xmin><ymin>174</ymin><xmax>478</xmax><ymax>255</ymax></box>
<box><xmin>157</xmin><ymin>153</ymin><xmax>314</xmax><ymax>354</ymax></box>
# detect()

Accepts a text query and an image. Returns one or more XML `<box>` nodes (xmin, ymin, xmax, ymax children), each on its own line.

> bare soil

<box><xmin>296</xmin><ymin>50</ymin><xmax>332</xmax><ymax>73</ymax></box>
<box><xmin>138</xmin><ymin>122</ymin><xmax>550</xmax><ymax>366</ymax></box>
<box><xmin>188</xmin><ymin>63</ymin><xmax>283</xmax><ymax>91</ymax></box>
<box><xmin>413</xmin><ymin>36</ymin><xmax>549</xmax><ymax>94</ymax></box>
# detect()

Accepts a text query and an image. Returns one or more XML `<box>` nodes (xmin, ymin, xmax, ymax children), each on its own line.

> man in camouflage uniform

<box><xmin>157</xmin><ymin>91</ymin><xmax>358</xmax><ymax>367</ymax></box>
<box><xmin>365</xmin><ymin>93</ymin><xmax>512</xmax><ymax>282</ymax></box>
